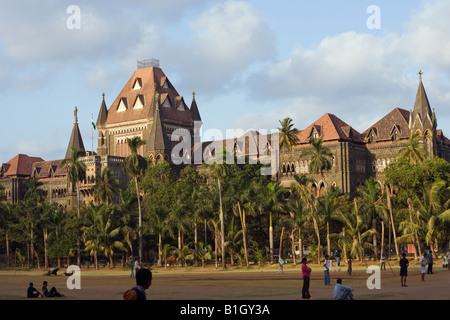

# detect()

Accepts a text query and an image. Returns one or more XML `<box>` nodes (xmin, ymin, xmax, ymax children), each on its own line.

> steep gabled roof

<box><xmin>0</xmin><ymin>154</ymin><xmax>44</xmax><ymax>178</ymax></box>
<box><xmin>296</xmin><ymin>113</ymin><xmax>364</xmax><ymax>144</ymax></box>
<box><xmin>96</xmin><ymin>93</ymin><xmax>108</xmax><ymax>128</ymax></box>
<box><xmin>65</xmin><ymin>107</ymin><xmax>85</xmax><ymax>159</ymax></box>
<box><xmin>104</xmin><ymin>66</ymin><xmax>194</xmax><ymax>125</ymax></box>
<box><xmin>31</xmin><ymin>159</ymin><xmax>66</xmax><ymax>178</ymax></box>
<box><xmin>362</xmin><ymin>108</ymin><xmax>410</xmax><ymax>142</ymax></box>
<box><xmin>411</xmin><ymin>78</ymin><xmax>433</xmax><ymax>128</ymax></box>
<box><xmin>146</xmin><ymin>97</ymin><xmax>171</xmax><ymax>153</ymax></box>
<box><xmin>190</xmin><ymin>92</ymin><xmax>202</xmax><ymax>122</ymax></box>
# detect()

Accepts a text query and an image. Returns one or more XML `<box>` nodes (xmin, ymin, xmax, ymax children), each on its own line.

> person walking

<box><xmin>301</xmin><ymin>258</ymin><xmax>312</xmax><ymax>299</ymax></box>
<box><xmin>380</xmin><ymin>254</ymin><xmax>386</xmax><ymax>270</ymax></box>
<box><xmin>278</xmin><ymin>257</ymin><xmax>284</xmax><ymax>274</ymax></box>
<box><xmin>130</xmin><ymin>260</ymin><xmax>135</xmax><ymax>278</ymax></box>
<box><xmin>427</xmin><ymin>251</ymin><xmax>433</xmax><ymax>274</ymax></box>
<box><xmin>399</xmin><ymin>252</ymin><xmax>409</xmax><ymax>287</ymax></box>
<box><xmin>347</xmin><ymin>257</ymin><xmax>353</xmax><ymax>276</ymax></box>
<box><xmin>134</xmin><ymin>258</ymin><xmax>140</xmax><ymax>273</ymax></box>
<box><xmin>323</xmin><ymin>255</ymin><xmax>330</xmax><ymax>285</ymax></box>
<box><xmin>419</xmin><ymin>252</ymin><xmax>428</xmax><ymax>281</ymax></box>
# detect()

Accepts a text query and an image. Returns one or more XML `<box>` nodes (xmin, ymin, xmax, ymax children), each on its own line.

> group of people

<box><xmin>301</xmin><ymin>257</ymin><xmax>354</xmax><ymax>300</ymax></box>
<box><xmin>27</xmin><ymin>281</ymin><xmax>64</xmax><ymax>298</ymax></box>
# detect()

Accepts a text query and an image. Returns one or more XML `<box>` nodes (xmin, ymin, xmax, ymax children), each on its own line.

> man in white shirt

<box><xmin>333</xmin><ymin>278</ymin><xmax>354</xmax><ymax>300</ymax></box>
<box><xmin>419</xmin><ymin>252</ymin><xmax>428</xmax><ymax>281</ymax></box>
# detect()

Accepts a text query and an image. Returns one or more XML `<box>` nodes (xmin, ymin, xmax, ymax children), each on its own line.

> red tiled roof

<box><xmin>0</xmin><ymin>154</ymin><xmax>45</xmax><ymax>178</ymax></box>
<box><xmin>362</xmin><ymin>108</ymin><xmax>410</xmax><ymax>142</ymax></box>
<box><xmin>31</xmin><ymin>159</ymin><xmax>66</xmax><ymax>178</ymax></box>
<box><xmin>105</xmin><ymin>67</ymin><xmax>193</xmax><ymax>125</ymax></box>
<box><xmin>296</xmin><ymin>113</ymin><xmax>364</xmax><ymax>144</ymax></box>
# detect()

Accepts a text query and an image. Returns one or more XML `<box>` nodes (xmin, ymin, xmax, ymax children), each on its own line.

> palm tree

<box><xmin>335</xmin><ymin>199</ymin><xmax>376</xmax><ymax>262</ymax></box>
<box><xmin>210</xmin><ymin>147</ymin><xmax>231</xmax><ymax>268</ymax></box>
<box><xmin>122</xmin><ymin>136</ymin><xmax>147</xmax><ymax>263</ymax></box>
<box><xmin>261</xmin><ymin>182</ymin><xmax>287</xmax><ymax>263</ymax></box>
<box><xmin>161</xmin><ymin>243</ymin><xmax>175</xmax><ymax>268</ymax></box>
<box><xmin>357</xmin><ymin>178</ymin><xmax>384</xmax><ymax>260</ymax></box>
<box><xmin>317</xmin><ymin>186</ymin><xmax>340</xmax><ymax>257</ymax></box>
<box><xmin>385</xmin><ymin>185</ymin><xmax>400</xmax><ymax>260</ymax></box>
<box><xmin>300</xmin><ymin>137</ymin><xmax>333</xmax><ymax>188</ymax></box>
<box><xmin>414</xmin><ymin>179</ymin><xmax>450</xmax><ymax>258</ymax></box>
<box><xmin>399</xmin><ymin>131</ymin><xmax>426</xmax><ymax>164</ymax></box>
<box><xmin>278</xmin><ymin>117</ymin><xmax>299</xmax><ymax>152</ymax></box>
<box><xmin>92</xmin><ymin>167</ymin><xmax>120</xmax><ymax>204</ymax></box>
<box><xmin>61</xmin><ymin>147</ymin><xmax>86</xmax><ymax>266</ymax></box>
<box><xmin>84</xmin><ymin>205</ymin><xmax>126</xmax><ymax>268</ymax></box>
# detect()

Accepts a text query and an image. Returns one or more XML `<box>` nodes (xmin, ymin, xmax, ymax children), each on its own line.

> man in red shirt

<box><xmin>301</xmin><ymin>257</ymin><xmax>312</xmax><ymax>299</ymax></box>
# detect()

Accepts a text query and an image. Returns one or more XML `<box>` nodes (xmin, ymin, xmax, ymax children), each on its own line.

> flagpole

<box><xmin>91</xmin><ymin>113</ymin><xmax>94</xmax><ymax>155</ymax></box>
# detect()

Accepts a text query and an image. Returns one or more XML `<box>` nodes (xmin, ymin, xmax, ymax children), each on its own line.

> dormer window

<box><xmin>133</xmin><ymin>78</ymin><xmax>142</xmax><ymax>90</ymax></box>
<box><xmin>117</xmin><ymin>98</ymin><xmax>128</xmax><ymax>112</ymax></box>
<box><xmin>161</xmin><ymin>94</ymin><xmax>171</xmax><ymax>108</ymax></box>
<box><xmin>134</xmin><ymin>95</ymin><xmax>145</xmax><ymax>109</ymax></box>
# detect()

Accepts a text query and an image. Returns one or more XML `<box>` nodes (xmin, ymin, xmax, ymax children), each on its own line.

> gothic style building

<box><xmin>279</xmin><ymin>72</ymin><xmax>450</xmax><ymax>195</ymax></box>
<box><xmin>1</xmin><ymin>64</ymin><xmax>449</xmax><ymax>206</ymax></box>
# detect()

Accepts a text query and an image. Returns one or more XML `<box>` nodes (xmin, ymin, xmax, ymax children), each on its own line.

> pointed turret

<box><xmin>96</xmin><ymin>93</ymin><xmax>108</xmax><ymax>129</ymax></box>
<box><xmin>411</xmin><ymin>70</ymin><xmax>433</xmax><ymax>129</ymax></box>
<box><xmin>190</xmin><ymin>91</ymin><xmax>202</xmax><ymax>123</ymax></box>
<box><xmin>146</xmin><ymin>93</ymin><xmax>170</xmax><ymax>158</ymax></box>
<box><xmin>65</xmin><ymin>107</ymin><xmax>85</xmax><ymax>159</ymax></box>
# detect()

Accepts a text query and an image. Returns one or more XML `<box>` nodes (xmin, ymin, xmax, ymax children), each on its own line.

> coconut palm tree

<box><xmin>316</xmin><ymin>186</ymin><xmax>340</xmax><ymax>257</ymax></box>
<box><xmin>92</xmin><ymin>167</ymin><xmax>120</xmax><ymax>204</ymax></box>
<box><xmin>210</xmin><ymin>147</ymin><xmax>231</xmax><ymax>268</ymax></box>
<box><xmin>399</xmin><ymin>131</ymin><xmax>426</xmax><ymax>164</ymax></box>
<box><xmin>161</xmin><ymin>243</ymin><xmax>175</xmax><ymax>269</ymax></box>
<box><xmin>278</xmin><ymin>117</ymin><xmax>299</xmax><ymax>152</ymax></box>
<box><xmin>300</xmin><ymin>137</ymin><xmax>333</xmax><ymax>188</ymax></box>
<box><xmin>357</xmin><ymin>178</ymin><xmax>384</xmax><ymax>260</ymax></box>
<box><xmin>122</xmin><ymin>136</ymin><xmax>147</xmax><ymax>263</ymax></box>
<box><xmin>414</xmin><ymin>179</ymin><xmax>450</xmax><ymax>258</ymax></box>
<box><xmin>61</xmin><ymin>147</ymin><xmax>86</xmax><ymax>266</ymax></box>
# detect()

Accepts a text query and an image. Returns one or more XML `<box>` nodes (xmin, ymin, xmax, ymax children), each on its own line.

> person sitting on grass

<box><xmin>123</xmin><ymin>268</ymin><xmax>152</xmax><ymax>300</ymax></box>
<box><xmin>333</xmin><ymin>278</ymin><xmax>354</xmax><ymax>300</ymax></box>
<box><xmin>42</xmin><ymin>281</ymin><xmax>64</xmax><ymax>297</ymax></box>
<box><xmin>27</xmin><ymin>282</ymin><xmax>43</xmax><ymax>298</ymax></box>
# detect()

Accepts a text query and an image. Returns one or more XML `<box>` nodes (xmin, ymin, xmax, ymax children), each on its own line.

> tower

<box><xmin>65</xmin><ymin>106</ymin><xmax>85</xmax><ymax>159</ymax></box>
<box><xmin>409</xmin><ymin>70</ymin><xmax>437</xmax><ymax>156</ymax></box>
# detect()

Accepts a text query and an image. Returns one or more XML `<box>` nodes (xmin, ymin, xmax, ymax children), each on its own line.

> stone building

<box><xmin>279</xmin><ymin>73</ymin><xmax>450</xmax><ymax>195</ymax></box>
<box><xmin>1</xmin><ymin>65</ymin><xmax>449</xmax><ymax>206</ymax></box>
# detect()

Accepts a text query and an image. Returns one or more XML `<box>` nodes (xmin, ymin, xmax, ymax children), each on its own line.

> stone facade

<box><xmin>1</xmin><ymin>67</ymin><xmax>449</xmax><ymax>206</ymax></box>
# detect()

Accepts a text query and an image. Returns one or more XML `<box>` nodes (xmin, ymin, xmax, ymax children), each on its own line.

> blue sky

<box><xmin>0</xmin><ymin>0</ymin><xmax>449</xmax><ymax>163</ymax></box>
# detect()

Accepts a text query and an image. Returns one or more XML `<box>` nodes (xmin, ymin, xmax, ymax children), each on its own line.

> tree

<box><xmin>278</xmin><ymin>117</ymin><xmax>299</xmax><ymax>152</ymax></box>
<box><xmin>92</xmin><ymin>167</ymin><xmax>120</xmax><ymax>204</ymax></box>
<box><xmin>414</xmin><ymin>179</ymin><xmax>450</xmax><ymax>258</ymax></box>
<box><xmin>84</xmin><ymin>204</ymin><xmax>126</xmax><ymax>268</ymax></box>
<box><xmin>61</xmin><ymin>147</ymin><xmax>86</xmax><ymax>266</ymax></box>
<box><xmin>357</xmin><ymin>178</ymin><xmax>384</xmax><ymax>260</ymax></box>
<box><xmin>316</xmin><ymin>186</ymin><xmax>340</xmax><ymax>257</ymax></box>
<box><xmin>399</xmin><ymin>131</ymin><xmax>426</xmax><ymax>164</ymax></box>
<box><xmin>122</xmin><ymin>136</ymin><xmax>147</xmax><ymax>263</ymax></box>
<box><xmin>210</xmin><ymin>147</ymin><xmax>231</xmax><ymax>268</ymax></box>
<box><xmin>300</xmin><ymin>137</ymin><xmax>333</xmax><ymax>187</ymax></box>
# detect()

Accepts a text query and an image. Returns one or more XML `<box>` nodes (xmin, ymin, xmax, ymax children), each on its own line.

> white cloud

<box><xmin>241</xmin><ymin>0</ymin><xmax>450</xmax><ymax>135</ymax></box>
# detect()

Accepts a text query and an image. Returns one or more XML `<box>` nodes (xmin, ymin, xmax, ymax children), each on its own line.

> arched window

<box><xmin>300</xmin><ymin>162</ymin><xmax>304</xmax><ymax>173</ymax></box>
<box><xmin>377</xmin><ymin>160</ymin><xmax>381</xmax><ymax>172</ymax></box>
<box><xmin>295</xmin><ymin>161</ymin><xmax>299</xmax><ymax>174</ymax></box>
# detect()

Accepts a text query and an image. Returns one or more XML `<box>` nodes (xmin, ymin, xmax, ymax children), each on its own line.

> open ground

<box><xmin>0</xmin><ymin>261</ymin><xmax>448</xmax><ymax>300</ymax></box>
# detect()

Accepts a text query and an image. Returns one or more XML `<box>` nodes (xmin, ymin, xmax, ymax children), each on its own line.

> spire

<box><xmin>96</xmin><ymin>92</ymin><xmax>108</xmax><ymax>128</ymax></box>
<box><xmin>65</xmin><ymin>106</ymin><xmax>85</xmax><ymax>159</ymax></box>
<box><xmin>146</xmin><ymin>93</ymin><xmax>170</xmax><ymax>153</ymax></box>
<box><xmin>411</xmin><ymin>70</ymin><xmax>433</xmax><ymax>129</ymax></box>
<box><xmin>190</xmin><ymin>91</ymin><xmax>202</xmax><ymax>122</ymax></box>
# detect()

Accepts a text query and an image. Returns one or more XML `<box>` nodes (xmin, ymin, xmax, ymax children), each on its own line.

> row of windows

<box><xmin>282</xmin><ymin>157</ymin><xmax>336</xmax><ymax>175</ymax></box>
